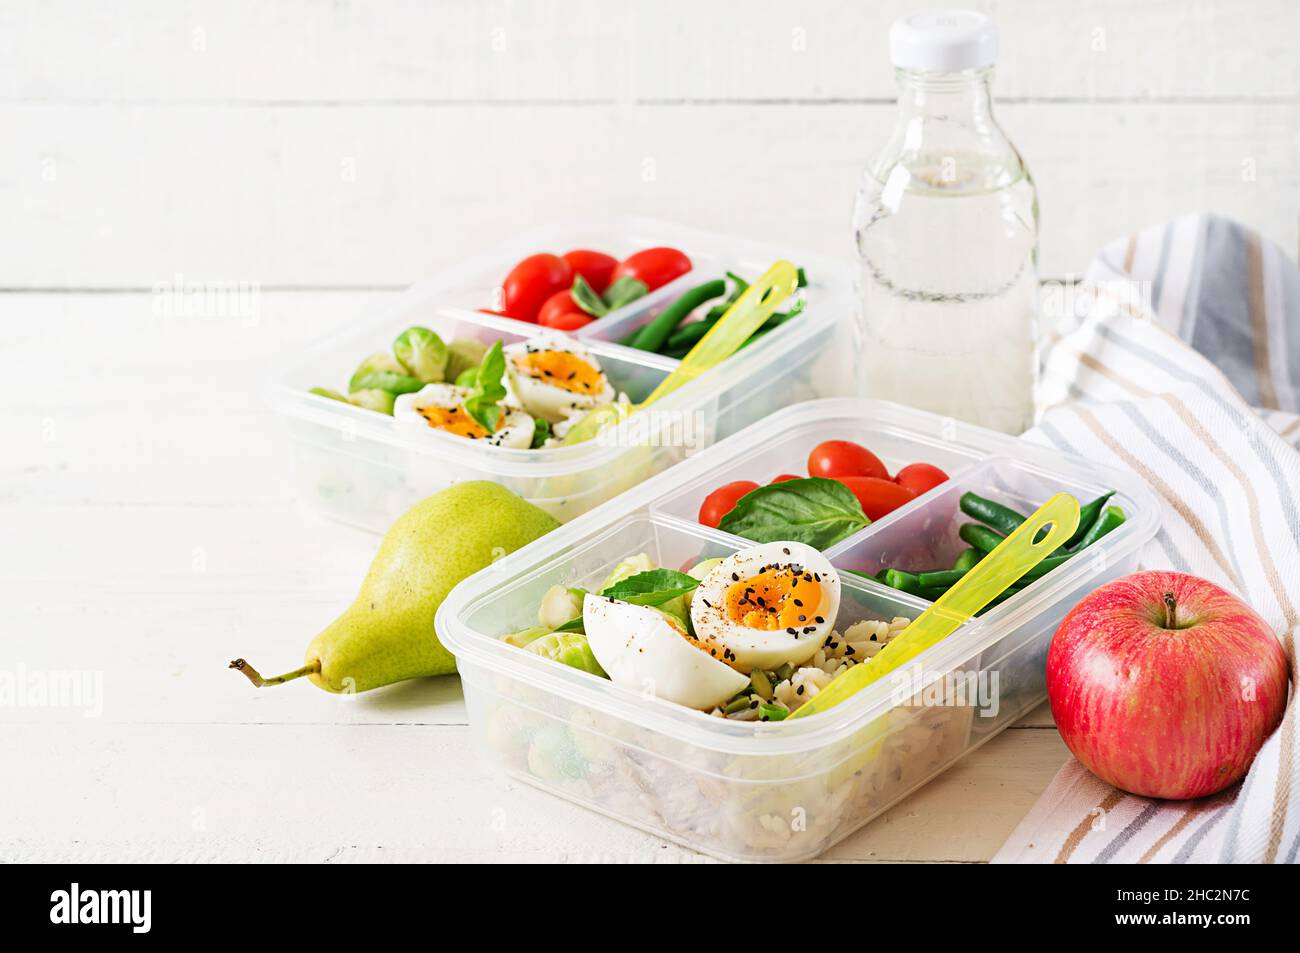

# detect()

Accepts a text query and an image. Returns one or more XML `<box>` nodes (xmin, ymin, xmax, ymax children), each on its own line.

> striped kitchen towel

<box><xmin>992</xmin><ymin>214</ymin><xmax>1299</xmax><ymax>864</ymax></box>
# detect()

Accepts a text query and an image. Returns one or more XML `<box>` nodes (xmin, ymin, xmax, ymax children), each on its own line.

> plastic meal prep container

<box><xmin>271</xmin><ymin>218</ymin><xmax>856</xmax><ymax>532</ymax></box>
<box><xmin>437</xmin><ymin>398</ymin><xmax>1160</xmax><ymax>862</ymax></box>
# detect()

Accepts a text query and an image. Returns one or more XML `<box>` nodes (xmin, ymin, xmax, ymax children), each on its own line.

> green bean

<box><xmin>883</xmin><ymin>568</ymin><xmax>923</xmax><ymax>594</ymax></box>
<box><xmin>959</xmin><ymin>492</ymin><xmax>1027</xmax><ymax>537</ymax></box>
<box><xmin>1065</xmin><ymin>491</ymin><xmax>1116</xmax><ymax>548</ymax></box>
<box><xmin>703</xmin><ymin>271</ymin><xmax>749</xmax><ymax>320</ymax></box>
<box><xmin>1076</xmin><ymin>505</ymin><xmax>1127</xmax><ymax>549</ymax></box>
<box><xmin>952</xmin><ymin>548</ymin><xmax>983</xmax><ymax>573</ymax></box>
<box><xmin>664</xmin><ymin>317</ymin><xmax>716</xmax><ymax>352</ymax></box>
<box><xmin>631</xmin><ymin>279</ymin><xmax>727</xmax><ymax>352</ymax></box>
<box><xmin>919</xmin><ymin>585</ymin><xmax>950</xmax><ymax>601</ymax></box>
<box><xmin>773</xmin><ymin>662</ymin><xmax>796</xmax><ymax>685</ymax></box>
<box><xmin>917</xmin><ymin>569</ymin><xmax>966</xmax><ymax>589</ymax></box>
<box><xmin>1021</xmin><ymin>552</ymin><xmax>1074</xmax><ymax>580</ymax></box>
<box><xmin>959</xmin><ymin>522</ymin><xmax>1006</xmax><ymax>553</ymax></box>
<box><xmin>737</xmin><ymin>308</ymin><xmax>803</xmax><ymax>351</ymax></box>
<box><xmin>749</xmin><ymin>668</ymin><xmax>773</xmax><ymax>701</ymax></box>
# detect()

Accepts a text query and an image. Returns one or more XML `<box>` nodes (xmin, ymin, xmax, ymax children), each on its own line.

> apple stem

<box><xmin>1163</xmin><ymin>592</ymin><xmax>1177</xmax><ymax>629</ymax></box>
<box><xmin>228</xmin><ymin>658</ymin><xmax>320</xmax><ymax>687</ymax></box>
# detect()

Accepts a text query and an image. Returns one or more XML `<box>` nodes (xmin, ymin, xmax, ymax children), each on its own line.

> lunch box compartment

<box><xmin>407</xmin><ymin>220</ymin><xmax>732</xmax><ymax>329</ymax></box>
<box><xmin>271</xmin><ymin>219</ymin><xmax>857</xmax><ymax>532</ymax></box>
<box><xmin>451</xmin><ymin>512</ymin><xmax>969</xmax><ymax>862</ymax></box>
<box><xmin>823</xmin><ymin>454</ymin><xmax>1137</xmax><ymax>577</ymax></box>
<box><xmin>438</xmin><ymin>398</ymin><xmax>1160</xmax><ymax>861</ymax></box>
<box><xmin>823</xmin><ymin>454</ymin><xmax>1147</xmax><ymax>738</ymax></box>
<box><xmin>648</xmin><ymin>416</ymin><xmax>985</xmax><ymax>531</ymax></box>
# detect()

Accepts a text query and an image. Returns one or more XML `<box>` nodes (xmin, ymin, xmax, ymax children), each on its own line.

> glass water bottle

<box><xmin>853</xmin><ymin>10</ymin><xmax>1039</xmax><ymax>434</ymax></box>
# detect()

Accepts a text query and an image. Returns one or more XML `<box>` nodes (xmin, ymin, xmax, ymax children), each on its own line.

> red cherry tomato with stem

<box><xmin>699</xmin><ymin>480</ymin><xmax>760</xmax><ymax>528</ymax></box>
<box><xmin>610</xmin><ymin>247</ymin><xmax>692</xmax><ymax>293</ymax></box>
<box><xmin>502</xmin><ymin>253</ymin><xmax>572</xmax><ymax>323</ymax></box>
<box><xmin>540</xmin><ymin>311</ymin><xmax>594</xmax><ymax>332</ymax></box>
<box><xmin>808</xmin><ymin>440</ymin><xmax>889</xmax><ymax>481</ymax></box>
<box><xmin>893</xmin><ymin>462</ymin><xmax>949</xmax><ymax>497</ymax></box>
<box><xmin>562</xmin><ymin>249</ymin><xmax>618</xmax><ymax>295</ymax></box>
<box><xmin>837</xmin><ymin>477</ymin><xmax>916</xmax><ymax>521</ymax></box>
<box><xmin>537</xmin><ymin>290</ymin><xmax>594</xmax><ymax>330</ymax></box>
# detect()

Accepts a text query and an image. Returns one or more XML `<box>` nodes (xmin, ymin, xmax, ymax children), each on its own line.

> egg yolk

<box><xmin>515</xmin><ymin>350</ymin><xmax>603</xmax><ymax>395</ymax></box>
<box><xmin>417</xmin><ymin>404</ymin><xmax>490</xmax><ymax>439</ymax></box>
<box><xmin>724</xmin><ymin>567</ymin><xmax>824</xmax><ymax>632</ymax></box>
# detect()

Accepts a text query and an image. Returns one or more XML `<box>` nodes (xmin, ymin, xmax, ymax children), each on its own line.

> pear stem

<box><xmin>1163</xmin><ymin>592</ymin><xmax>1177</xmax><ymax>629</ymax></box>
<box><xmin>229</xmin><ymin>658</ymin><xmax>320</xmax><ymax>687</ymax></box>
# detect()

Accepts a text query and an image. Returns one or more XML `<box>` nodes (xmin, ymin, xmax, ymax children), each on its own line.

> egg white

<box><xmin>394</xmin><ymin>382</ymin><xmax>535</xmax><ymax>449</ymax></box>
<box><xmin>505</xmin><ymin>337</ymin><xmax>615</xmax><ymax>423</ymax></box>
<box><xmin>584</xmin><ymin>594</ymin><xmax>748</xmax><ymax>711</ymax></box>
<box><xmin>690</xmin><ymin>541</ymin><xmax>841</xmax><ymax>672</ymax></box>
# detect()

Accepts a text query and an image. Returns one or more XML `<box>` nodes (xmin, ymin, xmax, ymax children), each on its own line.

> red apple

<box><xmin>1047</xmin><ymin>570</ymin><xmax>1288</xmax><ymax>800</ymax></box>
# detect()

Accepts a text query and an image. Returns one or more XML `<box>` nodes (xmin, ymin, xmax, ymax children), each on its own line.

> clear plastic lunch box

<box><xmin>271</xmin><ymin>218</ymin><xmax>856</xmax><ymax>532</ymax></box>
<box><xmin>437</xmin><ymin>398</ymin><xmax>1160</xmax><ymax>862</ymax></box>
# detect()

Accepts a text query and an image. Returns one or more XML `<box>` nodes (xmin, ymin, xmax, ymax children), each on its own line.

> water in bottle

<box><xmin>853</xmin><ymin>10</ymin><xmax>1039</xmax><ymax>434</ymax></box>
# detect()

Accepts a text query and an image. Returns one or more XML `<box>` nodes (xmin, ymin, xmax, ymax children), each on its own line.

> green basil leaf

<box><xmin>463</xmin><ymin>340</ymin><xmax>507</xmax><ymax>432</ymax></box>
<box><xmin>570</xmin><ymin>275</ymin><xmax>609</xmax><ymax>317</ymax></box>
<box><xmin>553</xmin><ymin>615</ymin><xmax>584</xmax><ymax>633</ymax></box>
<box><xmin>718</xmin><ymin>477</ymin><xmax>870</xmax><ymax>549</ymax></box>
<box><xmin>530</xmin><ymin>417</ymin><xmax>551</xmax><ymax>448</ymax></box>
<box><xmin>603</xmin><ymin>276</ymin><xmax>649</xmax><ymax>311</ymax></box>
<box><xmin>599</xmin><ymin>568</ymin><xmax>700</xmax><ymax>606</ymax></box>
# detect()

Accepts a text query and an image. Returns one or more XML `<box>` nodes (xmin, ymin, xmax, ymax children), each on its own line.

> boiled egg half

<box><xmin>584</xmin><ymin>594</ymin><xmax>749</xmax><ymax>711</ymax></box>
<box><xmin>505</xmin><ymin>337</ymin><xmax>615</xmax><ymax>423</ymax></box>
<box><xmin>690</xmin><ymin>541</ymin><xmax>841</xmax><ymax>671</ymax></box>
<box><xmin>394</xmin><ymin>383</ymin><xmax>535</xmax><ymax>448</ymax></box>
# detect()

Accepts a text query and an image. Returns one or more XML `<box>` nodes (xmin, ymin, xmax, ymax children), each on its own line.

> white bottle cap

<box><xmin>889</xmin><ymin>10</ymin><xmax>998</xmax><ymax>72</ymax></box>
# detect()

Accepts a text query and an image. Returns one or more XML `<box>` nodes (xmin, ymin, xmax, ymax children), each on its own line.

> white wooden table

<box><xmin>5</xmin><ymin>0</ymin><xmax>1292</xmax><ymax>863</ymax></box>
<box><xmin>0</xmin><ymin>291</ymin><xmax>1070</xmax><ymax>863</ymax></box>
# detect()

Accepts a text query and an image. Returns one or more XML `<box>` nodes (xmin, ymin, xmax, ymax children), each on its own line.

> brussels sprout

<box><xmin>684</xmin><ymin>556</ymin><xmax>726</xmax><ymax>611</ymax></box>
<box><xmin>527</xmin><ymin>724</ymin><xmax>587</xmax><ymax>782</ymax></box>
<box><xmin>523</xmin><ymin>631</ymin><xmax>607</xmax><ymax>678</ymax></box>
<box><xmin>348</xmin><ymin>352</ymin><xmax>424</xmax><ymax>395</ymax></box>
<box><xmin>308</xmin><ymin>387</ymin><xmax>349</xmax><ymax>403</ymax></box>
<box><xmin>538</xmin><ymin>585</ymin><xmax>586</xmax><ymax>630</ymax></box>
<box><xmin>502</xmin><ymin>624</ymin><xmax>552</xmax><ymax>648</ymax></box>
<box><xmin>445</xmin><ymin>338</ymin><xmax>490</xmax><ymax>382</ymax></box>
<box><xmin>688</xmin><ymin>557</ymin><xmax>726</xmax><ymax>580</ymax></box>
<box><xmin>653</xmin><ymin>599</ymin><xmax>690</xmax><ymax>629</ymax></box>
<box><xmin>392</xmin><ymin>326</ymin><xmax>449</xmax><ymax>383</ymax></box>
<box><xmin>599</xmin><ymin>553</ymin><xmax>656</xmax><ymax>592</ymax></box>
<box><xmin>347</xmin><ymin>388</ymin><xmax>396</xmax><ymax>415</ymax></box>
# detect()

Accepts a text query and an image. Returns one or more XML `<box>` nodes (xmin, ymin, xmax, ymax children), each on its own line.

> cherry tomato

<box><xmin>537</xmin><ymin>290</ymin><xmax>589</xmax><ymax>328</ymax></box>
<box><xmin>502</xmin><ymin>253</ymin><xmax>572</xmax><ymax>322</ymax></box>
<box><xmin>540</xmin><ymin>310</ymin><xmax>594</xmax><ymax>331</ymax></box>
<box><xmin>770</xmin><ymin>473</ymin><xmax>801</xmax><ymax>484</ymax></box>
<box><xmin>698</xmin><ymin>480</ymin><xmax>760</xmax><ymax>528</ymax></box>
<box><xmin>894</xmin><ymin>462</ymin><xmax>949</xmax><ymax>497</ymax></box>
<box><xmin>837</xmin><ymin>477</ymin><xmax>916</xmax><ymax>521</ymax></box>
<box><xmin>610</xmin><ymin>247</ymin><xmax>692</xmax><ymax>293</ymax></box>
<box><xmin>807</xmin><ymin>440</ymin><xmax>888</xmax><ymax>481</ymax></box>
<box><xmin>562</xmin><ymin>249</ymin><xmax>618</xmax><ymax>295</ymax></box>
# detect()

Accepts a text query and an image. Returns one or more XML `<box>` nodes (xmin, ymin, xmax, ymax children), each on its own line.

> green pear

<box><xmin>230</xmin><ymin>482</ymin><xmax>558</xmax><ymax>693</ymax></box>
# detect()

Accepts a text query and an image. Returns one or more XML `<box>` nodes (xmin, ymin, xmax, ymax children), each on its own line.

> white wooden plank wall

<box><xmin>2</xmin><ymin>0</ymin><xmax>1297</xmax><ymax>288</ymax></box>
